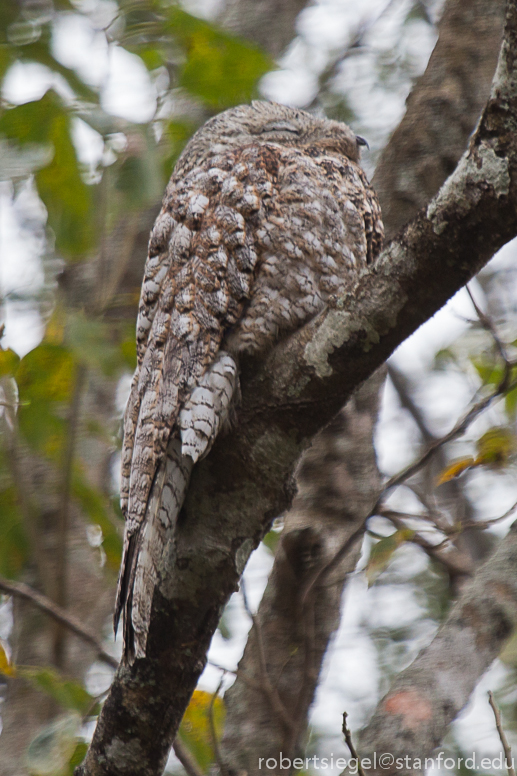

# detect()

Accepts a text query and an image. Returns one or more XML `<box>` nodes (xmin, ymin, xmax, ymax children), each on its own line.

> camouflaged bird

<box><xmin>114</xmin><ymin>101</ymin><xmax>384</xmax><ymax>661</ymax></box>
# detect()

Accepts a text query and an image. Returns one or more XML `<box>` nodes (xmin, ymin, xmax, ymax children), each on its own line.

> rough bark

<box><xmin>220</xmin><ymin>1</ymin><xmax>506</xmax><ymax>767</ymax></box>
<box><xmin>220</xmin><ymin>372</ymin><xmax>384</xmax><ymax>774</ymax></box>
<box><xmin>76</xmin><ymin>1</ymin><xmax>517</xmax><ymax>773</ymax></box>
<box><xmin>356</xmin><ymin>518</ymin><xmax>517</xmax><ymax>775</ymax></box>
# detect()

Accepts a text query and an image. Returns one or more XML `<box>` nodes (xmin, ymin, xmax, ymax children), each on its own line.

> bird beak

<box><xmin>356</xmin><ymin>135</ymin><xmax>369</xmax><ymax>149</ymax></box>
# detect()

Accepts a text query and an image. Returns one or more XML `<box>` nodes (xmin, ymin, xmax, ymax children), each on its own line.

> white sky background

<box><xmin>2</xmin><ymin>0</ymin><xmax>517</xmax><ymax>770</ymax></box>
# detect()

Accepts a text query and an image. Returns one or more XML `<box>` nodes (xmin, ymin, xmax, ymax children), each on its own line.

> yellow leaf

<box><xmin>436</xmin><ymin>458</ymin><xmax>476</xmax><ymax>485</ymax></box>
<box><xmin>0</xmin><ymin>641</ymin><xmax>16</xmax><ymax>677</ymax></box>
<box><xmin>366</xmin><ymin>529</ymin><xmax>415</xmax><ymax>587</ymax></box>
<box><xmin>44</xmin><ymin>307</ymin><xmax>66</xmax><ymax>345</ymax></box>
<box><xmin>179</xmin><ymin>689</ymin><xmax>225</xmax><ymax>772</ymax></box>
<box><xmin>475</xmin><ymin>427</ymin><xmax>516</xmax><ymax>468</ymax></box>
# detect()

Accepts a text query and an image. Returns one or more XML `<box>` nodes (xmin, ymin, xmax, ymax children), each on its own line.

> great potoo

<box><xmin>114</xmin><ymin>100</ymin><xmax>383</xmax><ymax>661</ymax></box>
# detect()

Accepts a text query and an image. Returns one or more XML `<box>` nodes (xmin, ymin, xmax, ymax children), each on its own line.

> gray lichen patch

<box><xmin>427</xmin><ymin>142</ymin><xmax>510</xmax><ymax>234</ymax></box>
<box><xmin>105</xmin><ymin>737</ymin><xmax>145</xmax><ymax>770</ymax></box>
<box><xmin>304</xmin><ymin>308</ymin><xmax>378</xmax><ymax>378</ymax></box>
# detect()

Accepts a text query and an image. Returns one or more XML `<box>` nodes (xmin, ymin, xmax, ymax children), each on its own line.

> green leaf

<box><xmin>16</xmin><ymin>342</ymin><xmax>74</xmax><ymax>402</ymax></box>
<box><xmin>165</xmin><ymin>8</ymin><xmax>274</xmax><ymax>108</ymax></box>
<box><xmin>161</xmin><ymin>118</ymin><xmax>198</xmax><ymax>175</ymax></box>
<box><xmin>113</xmin><ymin>128</ymin><xmax>164</xmax><ymax>209</ymax></box>
<box><xmin>475</xmin><ymin>427</ymin><xmax>516</xmax><ymax>468</ymax></box>
<box><xmin>471</xmin><ymin>357</ymin><xmax>503</xmax><ymax>386</ymax></box>
<box><xmin>26</xmin><ymin>713</ymin><xmax>82</xmax><ymax>776</ymax></box>
<box><xmin>20</xmin><ymin>667</ymin><xmax>97</xmax><ymax>715</ymax></box>
<box><xmin>366</xmin><ymin>529</ymin><xmax>415</xmax><ymax>587</ymax></box>
<box><xmin>0</xmin><ymin>44</ymin><xmax>14</xmax><ymax>82</ymax></box>
<box><xmin>0</xmin><ymin>89</ymin><xmax>94</xmax><ymax>259</ymax></box>
<box><xmin>120</xmin><ymin>337</ymin><xmax>137</xmax><ymax>372</ymax></box>
<box><xmin>179</xmin><ymin>689</ymin><xmax>225</xmax><ymax>772</ymax></box>
<box><xmin>0</xmin><ymin>483</ymin><xmax>29</xmax><ymax>577</ymax></box>
<box><xmin>16</xmin><ymin>342</ymin><xmax>75</xmax><ymax>457</ymax></box>
<box><xmin>0</xmin><ymin>347</ymin><xmax>20</xmax><ymax>377</ymax></box>
<box><xmin>0</xmin><ymin>640</ymin><xmax>16</xmax><ymax>677</ymax></box>
<box><xmin>505</xmin><ymin>386</ymin><xmax>517</xmax><ymax>419</ymax></box>
<box><xmin>262</xmin><ymin>528</ymin><xmax>281</xmax><ymax>554</ymax></box>
<box><xmin>67</xmin><ymin>312</ymin><xmax>122</xmax><ymax>377</ymax></box>
<box><xmin>0</xmin><ymin>2</ymin><xmax>20</xmax><ymax>46</ymax></box>
<box><xmin>67</xmin><ymin>741</ymin><xmax>88</xmax><ymax>774</ymax></box>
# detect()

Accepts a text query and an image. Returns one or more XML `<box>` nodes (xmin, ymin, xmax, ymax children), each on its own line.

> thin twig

<box><xmin>207</xmin><ymin>659</ymin><xmax>266</xmax><ymax>694</ymax></box>
<box><xmin>301</xmin><ymin>373</ymin><xmax>517</xmax><ymax>605</ymax></box>
<box><xmin>463</xmin><ymin>499</ymin><xmax>517</xmax><ymax>530</ymax></box>
<box><xmin>467</xmin><ymin>285</ymin><xmax>512</xmax><ymax>389</ymax></box>
<box><xmin>388</xmin><ymin>364</ymin><xmax>436</xmax><ymax>444</ymax></box>
<box><xmin>208</xmin><ymin>675</ymin><xmax>227</xmax><ymax>776</ymax></box>
<box><xmin>343</xmin><ymin>712</ymin><xmax>366</xmax><ymax>776</ymax></box>
<box><xmin>489</xmin><ymin>691</ymin><xmax>516</xmax><ymax>776</ymax></box>
<box><xmin>54</xmin><ymin>362</ymin><xmax>87</xmax><ymax>668</ymax></box>
<box><xmin>0</xmin><ymin>575</ymin><xmax>118</xmax><ymax>669</ymax></box>
<box><xmin>240</xmin><ymin>579</ymin><xmax>294</xmax><ymax>733</ymax></box>
<box><xmin>381</xmin><ymin>378</ymin><xmax>517</xmax><ymax>500</ymax></box>
<box><xmin>173</xmin><ymin>738</ymin><xmax>205</xmax><ymax>776</ymax></box>
<box><xmin>309</xmin><ymin>0</ymin><xmax>402</xmax><ymax>111</ymax></box>
<box><xmin>381</xmin><ymin>510</ymin><xmax>472</xmax><ymax>578</ymax></box>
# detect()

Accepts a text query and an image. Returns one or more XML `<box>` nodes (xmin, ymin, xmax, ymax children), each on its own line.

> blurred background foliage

<box><xmin>0</xmin><ymin>0</ymin><xmax>272</xmax><ymax>599</ymax></box>
<box><xmin>1</xmin><ymin>0</ymin><xmax>517</xmax><ymax>773</ymax></box>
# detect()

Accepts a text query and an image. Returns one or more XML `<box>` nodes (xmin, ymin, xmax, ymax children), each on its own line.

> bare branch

<box><xmin>343</xmin><ymin>712</ymin><xmax>366</xmax><ymax>776</ymax></box>
<box><xmin>356</xmin><ymin>520</ymin><xmax>517</xmax><ymax>774</ymax></box>
<box><xmin>208</xmin><ymin>677</ymin><xmax>227</xmax><ymax>776</ymax></box>
<box><xmin>488</xmin><ymin>691</ymin><xmax>516</xmax><ymax>776</ymax></box>
<box><xmin>240</xmin><ymin>580</ymin><xmax>294</xmax><ymax>733</ymax></box>
<box><xmin>467</xmin><ymin>285</ymin><xmax>512</xmax><ymax>387</ymax></box>
<box><xmin>380</xmin><ymin>509</ymin><xmax>472</xmax><ymax>579</ymax></box>
<box><xmin>0</xmin><ymin>575</ymin><xmax>118</xmax><ymax>670</ymax></box>
<box><xmin>172</xmin><ymin>740</ymin><xmax>205</xmax><ymax>776</ymax></box>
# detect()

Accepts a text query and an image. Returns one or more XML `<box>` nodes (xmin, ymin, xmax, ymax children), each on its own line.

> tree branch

<box><xmin>356</xmin><ymin>519</ymin><xmax>517</xmax><ymax>774</ymax></box>
<box><xmin>0</xmin><ymin>575</ymin><xmax>118</xmax><ymax>670</ymax></box>
<box><xmin>221</xmin><ymin>374</ymin><xmax>383</xmax><ymax>775</ymax></box>
<box><xmin>488</xmin><ymin>691</ymin><xmax>516</xmax><ymax>776</ymax></box>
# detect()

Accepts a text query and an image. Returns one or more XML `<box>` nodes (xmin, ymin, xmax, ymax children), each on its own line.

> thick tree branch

<box><xmin>356</xmin><ymin>519</ymin><xmax>517</xmax><ymax>775</ymax></box>
<box><xmin>220</xmin><ymin>374</ymin><xmax>383</xmax><ymax>775</ymax></box>
<box><xmin>219</xmin><ymin>0</ymin><xmax>505</xmax><ymax>767</ymax></box>
<box><xmin>77</xmin><ymin>1</ymin><xmax>517</xmax><ymax>773</ymax></box>
<box><xmin>373</xmin><ymin>0</ymin><xmax>505</xmax><ymax>238</ymax></box>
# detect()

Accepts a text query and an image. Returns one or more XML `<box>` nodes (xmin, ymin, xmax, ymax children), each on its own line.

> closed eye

<box><xmin>257</xmin><ymin>120</ymin><xmax>301</xmax><ymax>134</ymax></box>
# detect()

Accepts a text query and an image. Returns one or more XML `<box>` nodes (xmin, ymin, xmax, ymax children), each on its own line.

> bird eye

<box><xmin>258</xmin><ymin>121</ymin><xmax>300</xmax><ymax>134</ymax></box>
<box><xmin>356</xmin><ymin>135</ymin><xmax>369</xmax><ymax>148</ymax></box>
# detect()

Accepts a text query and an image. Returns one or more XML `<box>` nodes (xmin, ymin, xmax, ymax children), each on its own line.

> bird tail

<box><xmin>114</xmin><ymin>350</ymin><xmax>238</xmax><ymax>662</ymax></box>
<box><xmin>115</xmin><ymin>436</ymin><xmax>194</xmax><ymax>661</ymax></box>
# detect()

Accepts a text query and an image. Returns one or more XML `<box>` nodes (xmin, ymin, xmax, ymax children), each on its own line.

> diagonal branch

<box><xmin>356</xmin><ymin>519</ymin><xmax>517</xmax><ymax>775</ymax></box>
<box><xmin>0</xmin><ymin>575</ymin><xmax>118</xmax><ymax>670</ymax></box>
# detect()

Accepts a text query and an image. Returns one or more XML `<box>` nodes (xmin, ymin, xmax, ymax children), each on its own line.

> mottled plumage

<box><xmin>115</xmin><ymin>101</ymin><xmax>383</xmax><ymax>660</ymax></box>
